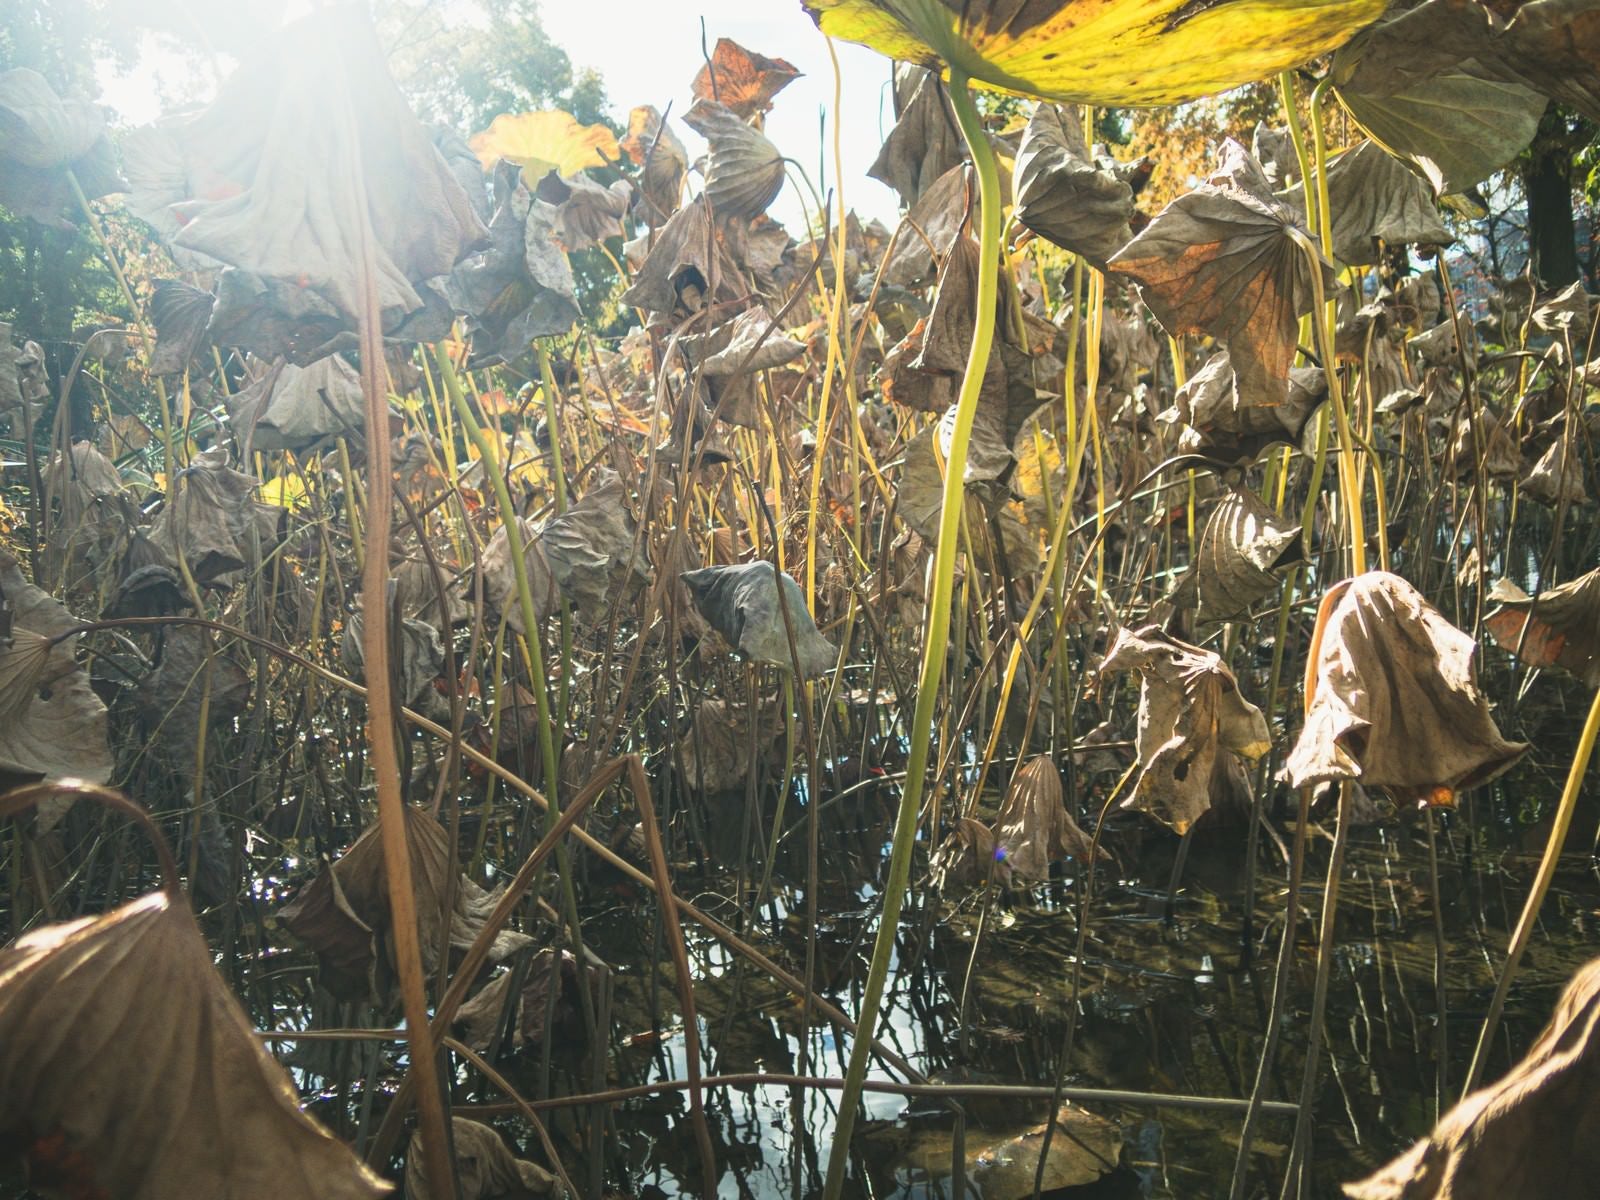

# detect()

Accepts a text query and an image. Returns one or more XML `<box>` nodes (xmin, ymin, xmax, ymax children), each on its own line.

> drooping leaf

<box><xmin>691</xmin><ymin>38</ymin><xmax>802</xmax><ymax>119</ymax></box>
<box><xmin>676</xmin><ymin>696</ymin><xmax>785</xmax><ymax>793</ymax></box>
<box><xmin>150</xmin><ymin>445</ymin><xmax>284</xmax><ymax>586</ymax></box>
<box><xmin>1330</xmin><ymin>2</ymin><xmax>1554</xmax><ymax>194</ymax></box>
<box><xmin>225</xmin><ymin>354</ymin><xmax>368</xmax><ymax>454</ymax></box>
<box><xmin>682</xmin><ymin>99</ymin><xmax>787</xmax><ymax>219</ymax></box>
<box><xmin>929</xmin><ymin>817</ymin><xmax>1002</xmax><ymax>890</ymax></box>
<box><xmin>1520</xmin><ymin>437</ymin><xmax>1590</xmax><ymax>506</ymax></box>
<box><xmin>1278</xmin><ymin>139</ymin><xmax>1453</xmax><ymax>267</ymax></box>
<box><xmin>447</xmin><ymin>161</ymin><xmax>580</xmax><ymax>361</ymax></box>
<box><xmin>1185</xmin><ymin>487</ymin><xmax>1303</xmax><ymax>623</ymax></box>
<box><xmin>619</xmin><ymin>195</ymin><xmax>747</xmax><ymax>321</ymax></box>
<box><xmin>0</xmin><ymin>552</ymin><xmax>113</xmax><ymax>822</ymax></box>
<box><xmin>1285</xmin><ymin>572</ymin><xmax>1528</xmax><ymax>806</ymax></box>
<box><xmin>539</xmin><ymin>470</ymin><xmax>651</xmax><ymax>618</ymax></box>
<box><xmin>1162</xmin><ymin>349</ymin><xmax>1325</xmax><ymax>465</ymax></box>
<box><xmin>0</xmin><ymin>889</ymin><xmax>390</xmax><ymax>1200</ymax></box>
<box><xmin>880</xmin><ymin>162</ymin><xmax>970</xmax><ymax>289</ymax></box>
<box><xmin>620</xmin><ymin>104</ymin><xmax>688</xmax><ymax>228</ymax></box>
<box><xmin>1109</xmin><ymin>141</ymin><xmax>1337</xmax><ymax>409</ymax></box>
<box><xmin>870</xmin><ymin>67</ymin><xmax>966</xmax><ymax>208</ymax></box>
<box><xmin>680</xmin><ymin>560</ymin><xmax>838</xmax><ymax>677</ymax></box>
<box><xmin>148</xmin><ymin>279</ymin><xmax>216</xmax><ymax>375</ymax></box>
<box><xmin>137</xmin><ymin>626</ymin><xmax>252</xmax><ymax>777</ymax></box>
<box><xmin>1013</xmin><ymin>102</ymin><xmax>1143</xmax><ymax>268</ymax></box>
<box><xmin>993</xmin><ymin>755</ymin><xmax>1107</xmax><ymax>883</ymax></box>
<box><xmin>1486</xmin><ymin>567</ymin><xmax>1600</xmax><ymax>688</ymax></box>
<box><xmin>535</xmin><ymin>170</ymin><xmax>631</xmax><ymax>253</ymax></box>
<box><xmin>1098</xmin><ymin>625</ymin><xmax>1271</xmax><ymax>834</ymax></box>
<box><xmin>801</xmin><ymin>0</ymin><xmax>1383</xmax><ymax>106</ymax></box>
<box><xmin>689</xmin><ymin>305</ymin><xmax>810</xmax><ymax>427</ymax></box>
<box><xmin>1345</xmin><ymin>955</ymin><xmax>1600</xmax><ymax>1200</ymax></box>
<box><xmin>341</xmin><ymin>607</ymin><xmax>446</xmax><ymax>712</ymax></box>
<box><xmin>152</xmin><ymin>6</ymin><xmax>487</xmax><ymax>321</ymax></box>
<box><xmin>279</xmin><ymin>805</ymin><xmax>533</xmax><ymax>1003</ymax></box>
<box><xmin>1531</xmin><ymin>280</ymin><xmax>1593</xmax><ymax>336</ymax></box>
<box><xmin>406</xmin><ymin>1117</ymin><xmax>559</xmax><ymax>1200</ymax></box>
<box><xmin>0</xmin><ymin>67</ymin><xmax>124</xmax><ymax>228</ymax></box>
<box><xmin>469</xmin><ymin>108</ymin><xmax>619</xmax><ymax>185</ymax></box>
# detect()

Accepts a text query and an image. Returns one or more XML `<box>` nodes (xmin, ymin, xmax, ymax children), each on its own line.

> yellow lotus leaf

<box><xmin>468</xmin><ymin>110</ymin><xmax>619</xmax><ymax>182</ymax></box>
<box><xmin>801</xmin><ymin>0</ymin><xmax>1385</xmax><ymax>106</ymax></box>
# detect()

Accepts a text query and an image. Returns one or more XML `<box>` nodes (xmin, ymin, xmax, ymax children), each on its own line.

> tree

<box><xmin>381</xmin><ymin>0</ymin><xmax>609</xmax><ymax>136</ymax></box>
<box><xmin>1520</xmin><ymin>105</ymin><xmax>1595</xmax><ymax>288</ymax></box>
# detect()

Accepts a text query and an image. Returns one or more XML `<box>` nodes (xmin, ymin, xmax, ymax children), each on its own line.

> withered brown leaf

<box><xmin>0</xmin><ymin>890</ymin><xmax>389</xmax><ymax>1199</ymax></box>
<box><xmin>1109</xmin><ymin>140</ymin><xmax>1337</xmax><ymax>409</ymax></box>
<box><xmin>691</xmin><ymin>38</ymin><xmax>801</xmax><ymax>120</ymax></box>
<box><xmin>1099</xmin><ymin>625</ymin><xmax>1271</xmax><ymax>834</ymax></box>
<box><xmin>1486</xmin><ymin>567</ymin><xmax>1600</xmax><ymax>688</ymax></box>
<box><xmin>1344</xmin><ymin>955</ymin><xmax>1600</xmax><ymax>1199</ymax></box>
<box><xmin>1285</xmin><ymin>572</ymin><xmax>1528</xmax><ymax>806</ymax></box>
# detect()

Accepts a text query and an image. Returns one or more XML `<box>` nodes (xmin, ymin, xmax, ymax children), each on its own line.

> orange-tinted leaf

<box><xmin>691</xmin><ymin>38</ymin><xmax>801</xmax><ymax>119</ymax></box>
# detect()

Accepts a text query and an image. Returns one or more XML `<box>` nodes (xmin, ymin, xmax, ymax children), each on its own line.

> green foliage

<box><xmin>383</xmin><ymin>0</ymin><xmax>610</xmax><ymax>135</ymax></box>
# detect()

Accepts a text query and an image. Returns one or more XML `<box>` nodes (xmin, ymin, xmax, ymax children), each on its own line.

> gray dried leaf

<box><xmin>870</xmin><ymin>68</ymin><xmax>966</xmax><ymax>209</ymax></box>
<box><xmin>0</xmin><ymin>552</ymin><xmax>113</xmax><ymax>824</ymax></box>
<box><xmin>680</xmin><ymin>560</ymin><xmax>837</xmax><ymax>678</ymax></box>
<box><xmin>406</xmin><ymin>1117</ymin><xmax>558</xmax><ymax>1200</ymax></box>
<box><xmin>994</xmin><ymin>755</ymin><xmax>1107</xmax><ymax>883</ymax></box>
<box><xmin>226</xmin><ymin>354</ymin><xmax>367</xmax><ymax>454</ymax></box>
<box><xmin>1279</xmin><ymin>140</ymin><xmax>1453</xmax><ymax>267</ymax></box>
<box><xmin>279</xmin><ymin>805</ymin><xmax>533</xmax><ymax>1004</ymax></box>
<box><xmin>150</xmin><ymin>446</ymin><xmax>283</xmax><ymax>586</ymax></box>
<box><xmin>1014</xmin><ymin>103</ymin><xmax>1141</xmax><ymax>268</ymax></box>
<box><xmin>682</xmin><ymin>99</ymin><xmax>785</xmax><ymax>220</ymax></box>
<box><xmin>157</xmin><ymin>7</ymin><xmax>487</xmax><ymax>319</ymax></box>
<box><xmin>341</xmin><ymin>608</ymin><xmax>445</xmax><ymax>710</ymax></box>
<box><xmin>0</xmin><ymin>68</ymin><xmax>123</xmax><ymax>228</ymax></box>
<box><xmin>139</xmin><ymin>626</ymin><xmax>252</xmax><ymax>776</ymax></box>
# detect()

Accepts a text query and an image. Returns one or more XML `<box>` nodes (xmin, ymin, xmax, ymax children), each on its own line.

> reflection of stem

<box><xmin>819</xmin><ymin>67</ymin><xmax>1003</xmax><ymax>1200</ymax></box>
<box><xmin>1464</xmin><ymin>685</ymin><xmax>1600</xmax><ymax>1095</ymax></box>
<box><xmin>1280</xmin><ymin>779</ymin><xmax>1352</xmax><ymax>1200</ymax></box>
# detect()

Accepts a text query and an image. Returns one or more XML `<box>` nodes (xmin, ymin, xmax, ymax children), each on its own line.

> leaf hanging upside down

<box><xmin>406</xmin><ymin>1117</ymin><xmax>559</xmax><ymax>1200</ymax></box>
<box><xmin>0</xmin><ymin>890</ymin><xmax>390</xmax><ymax>1200</ymax></box>
<box><xmin>993</xmin><ymin>755</ymin><xmax>1107</xmax><ymax>883</ymax></box>
<box><xmin>682</xmin><ymin>99</ymin><xmax>787</xmax><ymax>219</ymax></box>
<box><xmin>1285</xmin><ymin>572</ymin><xmax>1528</xmax><ymax>807</ymax></box>
<box><xmin>1013</xmin><ymin>102</ymin><xmax>1146</xmax><ymax>269</ymax></box>
<box><xmin>278</xmin><ymin>805</ymin><xmax>533</xmax><ymax>1004</ymax></box>
<box><xmin>1098</xmin><ymin>625</ymin><xmax>1271</xmax><ymax>834</ymax></box>
<box><xmin>1485</xmin><ymin>567</ymin><xmax>1600</xmax><ymax>688</ymax></box>
<box><xmin>680</xmin><ymin>560</ymin><xmax>838</xmax><ymax>678</ymax></box>
<box><xmin>1109</xmin><ymin>140</ymin><xmax>1338</xmax><ymax>410</ymax></box>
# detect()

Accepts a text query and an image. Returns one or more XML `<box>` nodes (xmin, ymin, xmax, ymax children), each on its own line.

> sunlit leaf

<box><xmin>1278</xmin><ymin>139</ymin><xmax>1453</xmax><ymax>267</ymax></box>
<box><xmin>801</xmin><ymin>0</ymin><xmax>1384</xmax><ymax>107</ymax></box>
<box><xmin>1110</xmin><ymin>141</ymin><xmax>1336</xmax><ymax>410</ymax></box>
<box><xmin>682</xmin><ymin>99</ymin><xmax>787</xmax><ymax>219</ymax></box>
<box><xmin>1486</xmin><ymin>567</ymin><xmax>1600</xmax><ymax>688</ymax></box>
<box><xmin>1098</xmin><ymin>625</ymin><xmax>1270</xmax><ymax>834</ymax></box>
<box><xmin>469</xmin><ymin>108</ymin><xmax>619</xmax><ymax>184</ymax></box>
<box><xmin>691</xmin><ymin>38</ymin><xmax>802</xmax><ymax>119</ymax></box>
<box><xmin>1285</xmin><ymin>572</ymin><xmax>1527</xmax><ymax>806</ymax></box>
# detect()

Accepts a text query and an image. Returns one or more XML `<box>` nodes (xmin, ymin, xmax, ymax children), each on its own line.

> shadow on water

<box><xmin>554</xmin><ymin>763</ymin><xmax>1600</xmax><ymax>1200</ymax></box>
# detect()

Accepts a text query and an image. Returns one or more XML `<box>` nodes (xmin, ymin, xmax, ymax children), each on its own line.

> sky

<box><xmin>93</xmin><ymin>0</ymin><xmax>906</xmax><ymax>232</ymax></box>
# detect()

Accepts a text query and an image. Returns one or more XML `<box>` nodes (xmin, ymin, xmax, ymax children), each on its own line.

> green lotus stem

<box><xmin>1463</xmin><ymin>684</ymin><xmax>1600</xmax><ymax>1095</ymax></box>
<box><xmin>820</xmin><ymin>66</ymin><xmax>1002</xmax><ymax>1200</ymax></box>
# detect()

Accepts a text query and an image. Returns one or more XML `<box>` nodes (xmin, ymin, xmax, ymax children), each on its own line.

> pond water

<box><xmin>528</xmin><ymin>774</ymin><xmax>1600</xmax><ymax>1200</ymax></box>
